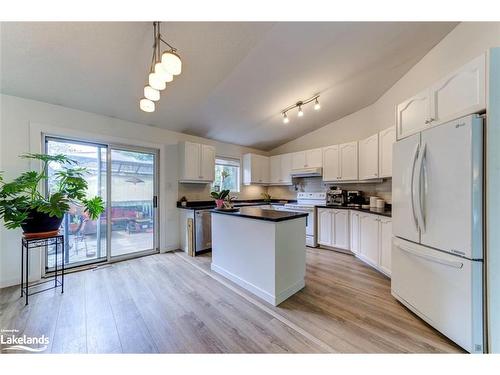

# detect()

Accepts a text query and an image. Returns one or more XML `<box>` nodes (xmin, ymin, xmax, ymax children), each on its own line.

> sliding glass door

<box><xmin>109</xmin><ymin>148</ymin><xmax>156</xmax><ymax>258</ymax></box>
<box><xmin>45</xmin><ymin>137</ymin><xmax>158</xmax><ymax>271</ymax></box>
<box><xmin>46</xmin><ymin>138</ymin><xmax>107</xmax><ymax>269</ymax></box>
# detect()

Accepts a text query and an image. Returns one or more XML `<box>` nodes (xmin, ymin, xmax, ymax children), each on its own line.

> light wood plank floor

<box><xmin>0</xmin><ymin>248</ymin><xmax>463</xmax><ymax>353</ymax></box>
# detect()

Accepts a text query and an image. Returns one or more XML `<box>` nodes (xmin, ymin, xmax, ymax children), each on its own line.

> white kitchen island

<box><xmin>211</xmin><ymin>207</ymin><xmax>308</xmax><ymax>306</ymax></box>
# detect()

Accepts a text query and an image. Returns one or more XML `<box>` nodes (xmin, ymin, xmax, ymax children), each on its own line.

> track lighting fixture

<box><xmin>297</xmin><ymin>104</ymin><xmax>304</xmax><ymax>117</ymax></box>
<box><xmin>140</xmin><ymin>22</ymin><xmax>182</xmax><ymax>112</ymax></box>
<box><xmin>314</xmin><ymin>98</ymin><xmax>321</xmax><ymax>110</ymax></box>
<box><xmin>280</xmin><ymin>95</ymin><xmax>320</xmax><ymax>124</ymax></box>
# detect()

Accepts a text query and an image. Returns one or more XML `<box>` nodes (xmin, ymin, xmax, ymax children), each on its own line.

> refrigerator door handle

<box><xmin>415</xmin><ymin>142</ymin><xmax>426</xmax><ymax>233</ymax></box>
<box><xmin>410</xmin><ymin>143</ymin><xmax>420</xmax><ymax>232</ymax></box>
<box><xmin>396</xmin><ymin>242</ymin><xmax>464</xmax><ymax>269</ymax></box>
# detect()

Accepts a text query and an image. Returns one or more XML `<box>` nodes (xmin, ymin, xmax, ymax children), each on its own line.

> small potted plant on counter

<box><xmin>0</xmin><ymin>153</ymin><xmax>105</xmax><ymax>237</ymax></box>
<box><xmin>179</xmin><ymin>196</ymin><xmax>188</xmax><ymax>207</ymax></box>
<box><xmin>261</xmin><ymin>192</ymin><xmax>272</xmax><ymax>203</ymax></box>
<box><xmin>210</xmin><ymin>189</ymin><xmax>230</xmax><ymax>209</ymax></box>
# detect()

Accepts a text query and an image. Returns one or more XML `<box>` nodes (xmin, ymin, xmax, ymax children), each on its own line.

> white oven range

<box><xmin>279</xmin><ymin>192</ymin><xmax>327</xmax><ymax>247</ymax></box>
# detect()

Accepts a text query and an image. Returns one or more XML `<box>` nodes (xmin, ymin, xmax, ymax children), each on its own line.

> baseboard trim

<box><xmin>211</xmin><ymin>263</ymin><xmax>276</xmax><ymax>305</ymax></box>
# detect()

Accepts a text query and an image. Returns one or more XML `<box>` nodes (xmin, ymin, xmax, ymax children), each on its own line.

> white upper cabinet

<box><xmin>430</xmin><ymin>54</ymin><xmax>486</xmax><ymax>125</ymax></box>
<box><xmin>280</xmin><ymin>153</ymin><xmax>293</xmax><ymax>184</ymax></box>
<box><xmin>378</xmin><ymin>126</ymin><xmax>396</xmax><ymax>178</ymax></box>
<box><xmin>307</xmin><ymin>148</ymin><xmax>323</xmax><ymax>168</ymax></box>
<box><xmin>269</xmin><ymin>154</ymin><xmax>293</xmax><ymax>185</ymax></box>
<box><xmin>292</xmin><ymin>148</ymin><xmax>323</xmax><ymax>169</ymax></box>
<box><xmin>379</xmin><ymin>217</ymin><xmax>392</xmax><ymax>276</ymax></box>
<box><xmin>396</xmin><ymin>54</ymin><xmax>486</xmax><ymax>140</ymax></box>
<box><xmin>359</xmin><ymin>133</ymin><xmax>379</xmax><ymax>180</ymax></box>
<box><xmin>396</xmin><ymin>89</ymin><xmax>430</xmax><ymax>140</ymax></box>
<box><xmin>322</xmin><ymin>142</ymin><xmax>358</xmax><ymax>182</ymax></box>
<box><xmin>339</xmin><ymin>141</ymin><xmax>358</xmax><ymax>181</ymax></box>
<box><xmin>270</xmin><ymin>155</ymin><xmax>281</xmax><ymax>184</ymax></box>
<box><xmin>243</xmin><ymin>153</ymin><xmax>269</xmax><ymax>185</ymax></box>
<box><xmin>292</xmin><ymin>151</ymin><xmax>306</xmax><ymax>170</ymax></box>
<box><xmin>179</xmin><ymin>141</ymin><xmax>215</xmax><ymax>183</ymax></box>
<box><xmin>322</xmin><ymin>145</ymin><xmax>340</xmax><ymax>181</ymax></box>
<box><xmin>201</xmin><ymin>145</ymin><xmax>215</xmax><ymax>182</ymax></box>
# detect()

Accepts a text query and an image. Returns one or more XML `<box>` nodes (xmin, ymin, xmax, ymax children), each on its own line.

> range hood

<box><xmin>290</xmin><ymin>167</ymin><xmax>323</xmax><ymax>178</ymax></box>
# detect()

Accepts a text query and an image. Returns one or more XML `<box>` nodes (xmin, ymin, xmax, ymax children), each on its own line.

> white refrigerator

<box><xmin>391</xmin><ymin>114</ymin><xmax>484</xmax><ymax>353</ymax></box>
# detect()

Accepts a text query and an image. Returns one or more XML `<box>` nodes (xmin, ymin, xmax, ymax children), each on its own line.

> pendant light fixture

<box><xmin>280</xmin><ymin>95</ymin><xmax>320</xmax><ymax>124</ymax></box>
<box><xmin>144</xmin><ymin>86</ymin><xmax>160</xmax><ymax>101</ymax></box>
<box><xmin>139</xmin><ymin>22</ymin><xmax>182</xmax><ymax>112</ymax></box>
<box><xmin>162</xmin><ymin>51</ymin><xmax>182</xmax><ymax>75</ymax></box>
<box><xmin>140</xmin><ymin>98</ymin><xmax>155</xmax><ymax>112</ymax></box>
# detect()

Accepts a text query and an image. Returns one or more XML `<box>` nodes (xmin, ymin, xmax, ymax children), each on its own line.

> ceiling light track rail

<box><xmin>281</xmin><ymin>94</ymin><xmax>321</xmax><ymax>124</ymax></box>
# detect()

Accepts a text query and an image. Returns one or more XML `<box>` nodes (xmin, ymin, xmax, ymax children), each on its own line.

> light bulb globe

<box><xmin>144</xmin><ymin>85</ymin><xmax>160</xmax><ymax>101</ymax></box>
<box><xmin>149</xmin><ymin>73</ymin><xmax>166</xmax><ymax>90</ymax></box>
<box><xmin>155</xmin><ymin>62</ymin><xmax>174</xmax><ymax>83</ymax></box>
<box><xmin>161</xmin><ymin>51</ymin><xmax>182</xmax><ymax>75</ymax></box>
<box><xmin>140</xmin><ymin>98</ymin><xmax>155</xmax><ymax>113</ymax></box>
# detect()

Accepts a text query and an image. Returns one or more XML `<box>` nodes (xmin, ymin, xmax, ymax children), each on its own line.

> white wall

<box><xmin>271</xmin><ymin>22</ymin><xmax>500</xmax><ymax>155</ymax></box>
<box><xmin>0</xmin><ymin>94</ymin><xmax>267</xmax><ymax>288</ymax></box>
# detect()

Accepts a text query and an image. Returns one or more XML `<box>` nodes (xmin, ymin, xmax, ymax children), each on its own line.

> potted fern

<box><xmin>0</xmin><ymin>153</ymin><xmax>105</xmax><ymax>236</ymax></box>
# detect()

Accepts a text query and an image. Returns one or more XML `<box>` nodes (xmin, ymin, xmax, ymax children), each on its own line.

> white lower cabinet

<box><xmin>318</xmin><ymin>208</ymin><xmax>333</xmax><ymax>246</ymax></box>
<box><xmin>317</xmin><ymin>208</ymin><xmax>350</xmax><ymax>250</ymax></box>
<box><xmin>359</xmin><ymin>213</ymin><xmax>380</xmax><ymax>267</ymax></box>
<box><xmin>378</xmin><ymin>217</ymin><xmax>392</xmax><ymax>276</ymax></box>
<box><xmin>333</xmin><ymin>209</ymin><xmax>350</xmax><ymax>250</ymax></box>
<box><xmin>318</xmin><ymin>209</ymin><xmax>392</xmax><ymax>276</ymax></box>
<box><xmin>350</xmin><ymin>211</ymin><xmax>360</xmax><ymax>254</ymax></box>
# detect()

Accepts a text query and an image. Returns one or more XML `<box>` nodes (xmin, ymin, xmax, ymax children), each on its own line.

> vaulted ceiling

<box><xmin>0</xmin><ymin>22</ymin><xmax>457</xmax><ymax>150</ymax></box>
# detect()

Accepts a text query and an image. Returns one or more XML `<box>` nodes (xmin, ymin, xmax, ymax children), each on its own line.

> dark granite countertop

<box><xmin>315</xmin><ymin>205</ymin><xmax>392</xmax><ymax>218</ymax></box>
<box><xmin>211</xmin><ymin>207</ymin><xmax>308</xmax><ymax>222</ymax></box>
<box><xmin>177</xmin><ymin>199</ymin><xmax>294</xmax><ymax>210</ymax></box>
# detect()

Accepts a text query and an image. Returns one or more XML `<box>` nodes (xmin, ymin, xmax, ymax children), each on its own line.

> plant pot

<box><xmin>215</xmin><ymin>199</ymin><xmax>225</xmax><ymax>209</ymax></box>
<box><xmin>20</xmin><ymin>210</ymin><xmax>64</xmax><ymax>235</ymax></box>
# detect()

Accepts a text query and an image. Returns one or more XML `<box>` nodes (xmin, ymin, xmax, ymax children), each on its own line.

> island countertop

<box><xmin>210</xmin><ymin>207</ymin><xmax>308</xmax><ymax>222</ymax></box>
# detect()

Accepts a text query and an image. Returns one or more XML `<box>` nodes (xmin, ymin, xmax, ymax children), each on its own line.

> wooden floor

<box><xmin>0</xmin><ymin>248</ymin><xmax>463</xmax><ymax>353</ymax></box>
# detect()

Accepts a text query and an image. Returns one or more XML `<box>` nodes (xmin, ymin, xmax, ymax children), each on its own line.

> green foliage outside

<box><xmin>212</xmin><ymin>164</ymin><xmax>239</xmax><ymax>192</ymax></box>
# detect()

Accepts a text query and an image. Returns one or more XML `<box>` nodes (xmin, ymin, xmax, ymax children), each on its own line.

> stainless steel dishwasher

<box><xmin>194</xmin><ymin>209</ymin><xmax>212</xmax><ymax>253</ymax></box>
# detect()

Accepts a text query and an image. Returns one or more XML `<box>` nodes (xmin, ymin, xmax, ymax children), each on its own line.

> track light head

<box><xmin>314</xmin><ymin>98</ymin><xmax>321</xmax><ymax>110</ymax></box>
<box><xmin>283</xmin><ymin>112</ymin><xmax>289</xmax><ymax>124</ymax></box>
